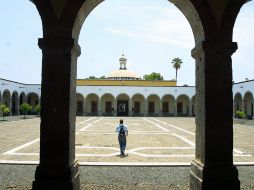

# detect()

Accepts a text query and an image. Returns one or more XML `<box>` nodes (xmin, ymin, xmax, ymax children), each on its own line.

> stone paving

<box><xmin>0</xmin><ymin>116</ymin><xmax>253</xmax><ymax>165</ymax></box>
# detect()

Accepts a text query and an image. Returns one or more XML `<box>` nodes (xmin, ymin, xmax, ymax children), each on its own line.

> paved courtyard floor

<box><xmin>0</xmin><ymin>116</ymin><xmax>253</xmax><ymax>165</ymax></box>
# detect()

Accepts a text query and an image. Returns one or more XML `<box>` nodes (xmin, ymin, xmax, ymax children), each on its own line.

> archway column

<box><xmin>113</xmin><ymin>99</ymin><xmax>117</xmax><ymax>116</ymax></box>
<box><xmin>159</xmin><ymin>101</ymin><xmax>163</xmax><ymax>116</ymax></box>
<box><xmin>33</xmin><ymin>38</ymin><xmax>80</xmax><ymax>190</ymax></box>
<box><xmin>98</xmin><ymin>98</ymin><xmax>102</xmax><ymax>116</ymax></box>
<box><xmin>189</xmin><ymin>102</ymin><xmax>192</xmax><ymax>117</ymax></box>
<box><xmin>144</xmin><ymin>99</ymin><xmax>148</xmax><ymax>116</ymax></box>
<box><xmin>174</xmin><ymin>102</ymin><xmax>177</xmax><ymax>117</ymax></box>
<box><xmin>190</xmin><ymin>41</ymin><xmax>240</xmax><ymax>190</ymax></box>
<box><xmin>129</xmin><ymin>99</ymin><xmax>132</xmax><ymax>116</ymax></box>
<box><xmin>82</xmin><ymin>98</ymin><xmax>86</xmax><ymax>116</ymax></box>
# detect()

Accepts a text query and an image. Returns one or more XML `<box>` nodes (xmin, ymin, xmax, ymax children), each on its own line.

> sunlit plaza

<box><xmin>0</xmin><ymin>116</ymin><xmax>254</xmax><ymax>164</ymax></box>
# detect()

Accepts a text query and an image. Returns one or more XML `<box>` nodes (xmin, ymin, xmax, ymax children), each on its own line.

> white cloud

<box><xmin>93</xmin><ymin>2</ymin><xmax>194</xmax><ymax>49</ymax></box>
<box><xmin>103</xmin><ymin>13</ymin><xmax>194</xmax><ymax>49</ymax></box>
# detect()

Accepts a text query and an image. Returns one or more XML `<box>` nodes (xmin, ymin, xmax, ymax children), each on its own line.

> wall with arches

<box><xmin>233</xmin><ymin>80</ymin><xmax>254</xmax><ymax>119</ymax></box>
<box><xmin>1</xmin><ymin>77</ymin><xmax>254</xmax><ymax>119</ymax></box>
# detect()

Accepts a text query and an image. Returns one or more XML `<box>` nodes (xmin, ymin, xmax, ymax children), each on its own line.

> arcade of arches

<box><xmin>0</xmin><ymin>90</ymin><xmax>40</xmax><ymax>116</ymax></box>
<box><xmin>3</xmin><ymin>0</ymin><xmax>252</xmax><ymax>189</ymax></box>
<box><xmin>76</xmin><ymin>93</ymin><xmax>194</xmax><ymax>117</ymax></box>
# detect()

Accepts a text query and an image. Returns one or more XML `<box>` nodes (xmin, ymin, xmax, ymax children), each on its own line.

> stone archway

<box><xmin>27</xmin><ymin>93</ymin><xmax>39</xmax><ymax>114</ymax></box>
<box><xmin>243</xmin><ymin>91</ymin><xmax>253</xmax><ymax>119</ymax></box>
<box><xmin>131</xmin><ymin>93</ymin><xmax>145</xmax><ymax>116</ymax></box>
<box><xmin>176</xmin><ymin>94</ymin><xmax>190</xmax><ymax>116</ymax></box>
<box><xmin>11</xmin><ymin>91</ymin><xmax>19</xmax><ymax>116</ymax></box>
<box><xmin>86</xmin><ymin>93</ymin><xmax>99</xmax><ymax>116</ymax></box>
<box><xmin>116</xmin><ymin>93</ymin><xmax>130</xmax><ymax>116</ymax></box>
<box><xmin>19</xmin><ymin>92</ymin><xmax>26</xmax><ymax>115</ymax></box>
<box><xmin>147</xmin><ymin>94</ymin><xmax>160</xmax><ymax>116</ymax></box>
<box><xmin>101</xmin><ymin>93</ymin><xmax>115</xmax><ymax>116</ymax></box>
<box><xmin>234</xmin><ymin>92</ymin><xmax>243</xmax><ymax>116</ymax></box>
<box><xmin>161</xmin><ymin>94</ymin><xmax>175</xmax><ymax>116</ymax></box>
<box><xmin>76</xmin><ymin>93</ymin><xmax>84</xmax><ymax>116</ymax></box>
<box><xmin>2</xmin><ymin>90</ymin><xmax>11</xmax><ymax>109</ymax></box>
<box><xmin>31</xmin><ymin>0</ymin><xmax>246</xmax><ymax>189</ymax></box>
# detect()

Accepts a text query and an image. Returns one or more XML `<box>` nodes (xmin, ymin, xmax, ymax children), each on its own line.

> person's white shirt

<box><xmin>115</xmin><ymin>124</ymin><xmax>128</xmax><ymax>136</ymax></box>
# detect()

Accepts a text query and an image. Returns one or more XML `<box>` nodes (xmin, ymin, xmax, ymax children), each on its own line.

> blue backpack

<box><xmin>119</xmin><ymin>125</ymin><xmax>125</xmax><ymax>136</ymax></box>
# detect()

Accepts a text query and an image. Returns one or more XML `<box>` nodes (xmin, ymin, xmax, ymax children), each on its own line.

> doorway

<box><xmin>117</xmin><ymin>101</ymin><xmax>128</xmax><ymax>116</ymax></box>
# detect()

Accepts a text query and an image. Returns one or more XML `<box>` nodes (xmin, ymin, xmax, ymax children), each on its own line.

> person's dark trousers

<box><xmin>118</xmin><ymin>135</ymin><xmax>126</xmax><ymax>154</ymax></box>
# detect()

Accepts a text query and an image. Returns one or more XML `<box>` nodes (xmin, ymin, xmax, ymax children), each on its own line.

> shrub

<box><xmin>20</xmin><ymin>103</ymin><xmax>32</xmax><ymax>118</ymax></box>
<box><xmin>235</xmin><ymin>110</ymin><xmax>246</xmax><ymax>119</ymax></box>
<box><xmin>35</xmin><ymin>104</ymin><xmax>41</xmax><ymax>115</ymax></box>
<box><xmin>0</xmin><ymin>104</ymin><xmax>11</xmax><ymax>120</ymax></box>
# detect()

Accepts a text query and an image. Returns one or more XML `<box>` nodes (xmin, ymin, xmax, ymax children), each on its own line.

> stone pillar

<box><xmin>144</xmin><ymin>99</ymin><xmax>148</xmax><ymax>116</ymax></box>
<box><xmin>233</xmin><ymin>102</ymin><xmax>236</xmax><ymax>118</ymax></box>
<box><xmin>129</xmin><ymin>99</ymin><xmax>132</xmax><ymax>116</ymax></box>
<box><xmin>112</xmin><ymin>99</ymin><xmax>116</xmax><ymax>116</ymax></box>
<box><xmin>189</xmin><ymin>102</ymin><xmax>193</xmax><ymax>117</ymax></box>
<box><xmin>174</xmin><ymin>102</ymin><xmax>177</xmax><ymax>117</ymax></box>
<box><xmin>159</xmin><ymin>100</ymin><xmax>163</xmax><ymax>117</ymax></box>
<box><xmin>98</xmin><ymin>98</ymin><xmax>102</xmax><ymax>116</ymax></box>
<box><xmin>32</xmin><ymin>38</ymin><xmax>80</xmax><ymax>190</ymax></box>
<box><xmin>190</xmin><ymin>41</ymin><xmax>240</xmax><ymax>190</ymax></box>
<box><xmin>82</xmin><ymin>98</ymin><xmax>86</xmax><ymax>116</ymax></box>
<box><xmin>9</xmin><ymin>96</ymin><xmax>12</xmax><ymax>116</ymax></box>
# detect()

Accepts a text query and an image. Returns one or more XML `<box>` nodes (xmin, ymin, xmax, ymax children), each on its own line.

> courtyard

<box><xmin>0</xmin><ymin>116</ymin><xmax>253</xmax><ymax>165</ymax></box>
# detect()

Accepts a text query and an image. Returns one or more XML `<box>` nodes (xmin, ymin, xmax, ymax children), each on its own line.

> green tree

<box><xmin>20</xmin><ymin>103</ymin><xmax>32</xmax><ymax>118</ymax></box>
<box><xmin>86</xmin><ymin>76</ymin><xmax>98</xmax><ymax>80</ymax></box>
<box><xmin>35</xmin><ymin>104</ymin><xmax>41</xmax><ymax>115</ymax></box>
<box><xmin>99</xmin><ymin>76</ymin><xmax>105</xmax><ymax>79</ymax></box>
<box><xmin>171</xmin><ymin>57</ymin><xmax>183</xmax><ymax>81</ymax></box>
<box><xmin>0</xmin><ymin>104</ymin><xmax>11</xmax><ymax>120</ymax></box>
<box><xmin>143</xmin><ymin>72</ymin><xmax>164</xmax><ymax>80</ymax></box>
<box><xmin>236</xmin><ymin>110</ymin><xmax>246</xmax><ymax>119</ymax></box>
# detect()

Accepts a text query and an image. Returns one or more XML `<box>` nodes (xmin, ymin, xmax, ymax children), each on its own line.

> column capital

<box><xmin>38</xmin><ymin>38</ymin><xmax>81</xmax><ymax>56</ymax></box>
<box><xmin>191</xmin><ymin>41</ymin><xmax>238</xmax><ymax>59</ymax></box>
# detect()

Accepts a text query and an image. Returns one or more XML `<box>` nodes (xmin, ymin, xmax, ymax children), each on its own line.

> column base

<box><xmin>190</xmin><ymin>160</ymin><xmax>240</xmax><ymax>190</ymax></box>
<box><xmin>32</xmin><ymin>160</ymin><xmax>80</xmax><ymax>190</ymax></box>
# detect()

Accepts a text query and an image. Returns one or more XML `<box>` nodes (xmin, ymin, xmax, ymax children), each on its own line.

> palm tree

<box><xmin>171</xmin><ymin>57</ymin><xmax>183</xmax><ymax>81</ymax></box>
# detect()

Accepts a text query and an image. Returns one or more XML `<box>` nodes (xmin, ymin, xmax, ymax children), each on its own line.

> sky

<box><xmin>0</xmin><ymin>0</ymin><xmax>254</xmax><ymax>86</ymax></box>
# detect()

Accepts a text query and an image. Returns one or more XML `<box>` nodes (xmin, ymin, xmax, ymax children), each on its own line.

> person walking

<box><xmin>115</xmin><ymin>119</ymin><xmax>128</xmax><ymax>156</ymax></box>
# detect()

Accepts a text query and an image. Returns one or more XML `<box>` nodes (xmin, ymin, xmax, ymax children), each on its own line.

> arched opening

<box><xmin>27</xmin><ymin>93</ymin><xmax>39</xmax><ymax>115</ymax></box>
<box><xmin>234</xmin><ymin>92</ymin><xmax>243</xmax><ymax>117</ymax></box>
<box><xmin>233</xmin><ymin>1</ymin><xmax>254</xmax><ymax>120</ymax></box>
<box><xmin>19</xmin><ymin>92</ymin><xmax>26</xmax><ymax>115</ymax></box>
<box><xmin>2</xmin><ymin>90</ymin><xmax>11</xmax><ymax>113</ymax></box>
<box><xmin>116</xmin><ymin>93</ymin><xmax>130</xmax><ymax>116</ymax></box>
<box><xmin>11</xmin><ymin>91</ymin><xmax>19</xmax><ymax>115</ymax></box>
<box><xmin>243</xmin><ymin>91</ymin><xmax>253</xmax><ymax>119</ymax></box>
<box><xmin>191</xmin><ymin>95</ymin><xmax>196</xmax><ymax>117</ymax></box>
<box><xmin>161</xmin><ymin>94</ymin><xmax>175</xmax><ymax>116</ymax></box>
<box><xmin>176</xmin><ymin>94</ymin><xmax>190</xmax><ymax>117</ymax></box>
<box><xmin>131</xmin><ymin>93</ymin><xmax>145</xmax><ymax>116</ymax></box>
<box><xmin>147</xmin><ymin>94</ymin><xmax>160</xmax><ymax>116</ymax></box>
<box><xmin>76</xmin><ymin>93</ymin><xmax>85</xmax><ymax>116</ymax></box>
<box><xmin>86</xmin><ymin>93</ymin><xmax>99</xmax><ymax>116</ymax></box>
<box><xmin>101</xmin><ymin>93</ymin><xmax>115</xmax><ymax>116</ymax></box>
<box><xmin>31</xmin><ymin>0</ymin><xmax>245</xmax><ymax>189</ymax></box>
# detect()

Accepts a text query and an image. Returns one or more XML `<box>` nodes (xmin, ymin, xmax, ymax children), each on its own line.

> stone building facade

<box><xmin>1</xmin><ymin>77</ymin><xmax>253</xmax><ymax>119</ymax></box>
